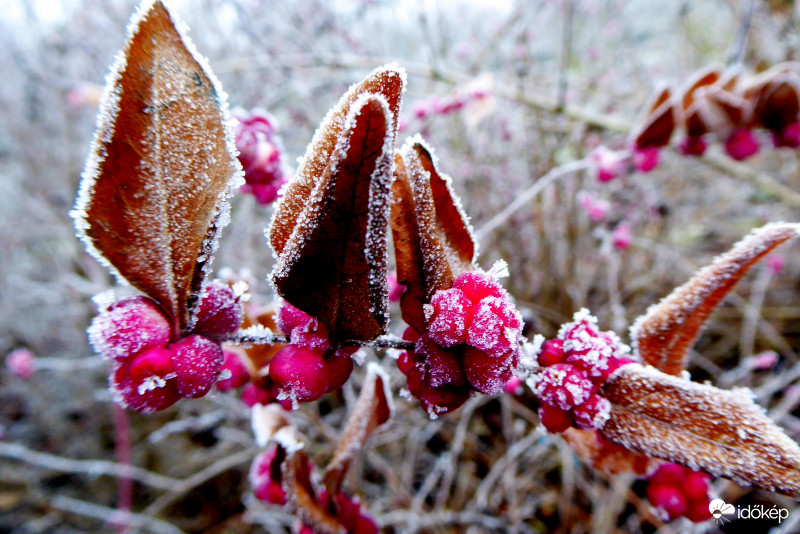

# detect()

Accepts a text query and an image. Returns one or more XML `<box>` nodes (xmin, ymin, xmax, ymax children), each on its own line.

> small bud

<box><xmin>591</xmin><ymin>146</ymin><xmax>626</xmax><ymax>182</ymax></box>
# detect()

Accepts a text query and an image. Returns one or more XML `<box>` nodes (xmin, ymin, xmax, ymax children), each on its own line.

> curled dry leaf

<box><xmin>631</xmin><ymin>222</ymin><xmax>800</xmax><ymax>376</ymax></box>
<box><xmin>390</xmin><ymin>136</ymin><xmax>477</xmax><ymax>332</ymax></box>
<box><xmin>72</xmin><ymin>0</ymin><xmax>243</xmax><ymax>333</ymax></box>
<box><xmin>600</xmin><ymin>363</ymin><xmax>800</xmax><ymax>498</ymax></box>
<box><xmin>323</xmin><ymin>363</ymin><xmax>392</xmax><ymax>497</ymax></box>
<box><xmin>270</xmin><ymin>94</ymin><xmax>396</xmax><ymax>343</ymax></box>
<box><xmin>743</xmin><ymin>64</ymin><xmax>800</xmax><ymax>132</ymax></box>
<box><xmin>561</xmin><ymin>428</ymin><xmax>655</xmax><ymax>477</ymax></box>
<box><xmin>632</xmin><ymin>86</ymin><xmax>676</xmax><ymax>149</ymax></box>
<box><xmin>276</xmin><ymin>428</ymin><xmax>346</xmax><ymax>534</ymax></box>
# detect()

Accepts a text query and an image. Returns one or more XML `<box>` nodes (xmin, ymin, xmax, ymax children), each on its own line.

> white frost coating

<box><xmin>251</xmin><ymin>403</ymin><xmax>289</xmax><ymax>447</ymax></box>
<box><xmin>629</xmin><ymin>222</ymin><xmax>800</xmax><ymax>359</ymax></box>
<box><xmin>518</xmin><ymin>335</ymin><xmax>545</xmax><ymax>377</ymax></box>
<box><xmin>91</xmin><ymin>289</ymin><xmax>118</xmax><ymax>312</ymax></box>
<box><xmin>272</xmin><ymin>426</ymin><xmax>305</xmax><ymax>454</ymax></box>
<box><xmin>351</xmin><ymin>348</ymin><xmax>367</xmax><ymax>366</ymax></box>
<box><xmin>399</xmin><ymin>134</ymin><xmax>480</xmax><ymax>263</ymax></box>
<box><xmin>71</xmin><ymin>0</ymin><xmax>244</xmax><ymax>317</ymax></box>
<box><xmin>487</xmin><ymin>259</ymin><xmax>510</xmax><ymax>280</ymax></box>
<box><xmin>240</xmin><ymin>324</ymin><xmax>275</xmax><ymax>339</ymax></box>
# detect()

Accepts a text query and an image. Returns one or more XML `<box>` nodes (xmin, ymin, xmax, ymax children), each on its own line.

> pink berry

<box><xmin>679</xmin><ymin>135</ymin><xmax>707</xmax><ymax>157</ymax></box>
<box><xmin>6</xmin><ymin>349</ymin><xmax>35</xmax><ymax>379</ymax></box>
<box><xmin>452</xmin><ymin>272</ymin><xmax>503</xmax><ymax>303</ymax></box>
<box><xmin>647</xmin><ymin>484</ymin><xmax>688</xmax><ymax>521</ymax></box>
<box><xmin>191</xmin><ymin>281</ymin><xmax>244</xmax><ymax>337</ymax></box>
<box><xmin>416</xmin><ymin>334</ymin><xmax>467</xmax><ymax>388</ymax></box>
<box><xmin>169</xmin><ymin>335</ymin><xmax>223</xmax><ymax>398</ymax></box>
<box><xmin>773</xmin><ymin>121</ymin><xmax>800</xmax><ymax>148</ymax></box>
<box><xmin>325</xmin><ymin>348</ymin><xmax>355</xmax><ymax>393</ymax></box>
<box><xmin>241</xmin><ymin>383</ymin><xmax>273</xmax><ymax>407</ymax></box>
<box><xmin>633</xmin><ymin>147</ymin><xmax>659</xmax><ymax>173</ymax></box>
<box><xmin>397</xmin><ymin>351</ymin><xmax>417</xmax><ymax>375</ymax></box>
<box><xmin>216</xmin><ymin>350</ymin><xmax>251</xmax><ymax>391</ymax></box>
<box><xmin>685</xmin><ymin>500</ymin><xmax>712</xmax><ymax>522</ymax></box>
<box><xmin>504</xmin><ymin>376</ymin><xmax>525</xmax><ymax>396</ymax></box>
<box><xmin>534</xmin><ymin>363</ymin><xmax>594</xmax><ymax>411</ymax></box>
<box><xmin>572</xmin><ymin>392</ymin><xmax>611</xmax><ymax>430</ymax></box>
<box><xmin>426</xmin><ymin>288</ymin><xmax>473</xmax><ymax>347</ymax></box>
<box><xmin>232</xmin><ymin>108</ymin><xmax>288</xmax><ymax>205</ymax></box>
<box><xmin>650</xmin><ymin>463</ymin><xmax>687</xmax><ymax>489</ymax></box>
<box><xmin>111</xmin><ymin>348</ymin><xmax>180</xmax><ymax>413</ymax></box>
<box><xmin>250</xmin><ymin>446</ymin><xmax>287</xmax><ymax>505</ymax></box>
<box><xmin>467</xmin><ymin>296</ymin><xmax>522</xmax><ymax>355</ymax></box>
<box><xmin>388</xmin><ymin>272</ymin><xmax>406</xmax><ymax>302</ymax></box>
<box><xmin>684</xmin><ymin>471</ymin><xmax>711</xmax><ymax>501</ymax></box>
<box><xmin>537</xmin><ymin>339</ymin><xmax>566</xmax><ymax>367</ymax></box>
<box><xmin>538</xmin><ymin>403</ymin><xmax>573</xmax><ymax>433</ymax></box>
<box><xmin>269</xmin><ymin>345</ymin><xmax>330</xmax><ymax>403</ymax></box>
<box><xmin>591</xmin><ymin>146</ymin><xmax>626</xmax><ymax>182</ymax></box>
<box><xmin>612</xmin><ymin>222</ymin><xmax>632</xmax><ymax>251</ymax></box>
<box><xmin>89</xmin><ymin>296</ymin><xmax>172</xmax><ymax>362</ymax></box>
<box><xmin>725</xmin><ymin>129</ymin><xmax>760</xmax><ymax>161</ymax></box>
<box><xmin>278</xmin><ymin>302</ymin><xmax>331</xmax><ymax>352</ymax></box>
<box><xmin>417</xmin><ymin>385</ymin><xmax>471</xmax><ymax>417</ymax></box>
<box><xmin>462</xmin><ymin>347</ymin><xmax>513</xmax><ymax>395</ymax></box>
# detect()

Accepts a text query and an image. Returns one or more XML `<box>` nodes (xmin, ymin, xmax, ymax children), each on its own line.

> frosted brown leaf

<box><xmin>600</xmin><ymin>363</ymin><xmax>800</xmax><ymax>498</ymax></box>
<box><xmin>72</xmin><ymin>0</ymin><xmax>242</xmax><ymax>333</ymax></box>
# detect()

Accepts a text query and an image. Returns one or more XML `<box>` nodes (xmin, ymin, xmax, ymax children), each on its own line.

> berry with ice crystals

<box><xmin>425</xmin><ymin>288</ymin><xmax>473</xmax><ymax>347</ymax></box>
<box><xmin>467</xmin><ymin>296</ymin><xmax>523</xmax><ymax>355</ymax></box>
<box><xmin>89</xmin><ymin>296</ymin><xmax>172</xmax><ymax>362</ymax></box>
<box><xmin>538</xmin><ymin>403</ymin><xmax>573</xmax><ymax>434</ymax></box>
<box><xmin>278</xmin><ymin>302</ymin><xmax>331</xmax><ymax>353</ymax></box>
<box><xmin>452</xmin><ymin>271</ymin><xmax>504</xmax><ymax>302</ymax></box>
<box><xmin>269</xmin><ymin>345</ymin><xmax>330</xmax><ymax>404</ymax></box>
<box><xmin>191</xmin><ymin>281</ymin><xmax>244</xmax><ymax>337</ymax></box>
<box><xmin>646</xmin><ymin>484</ymin><xmax>688</xmax><ymax>521</ymax></box>
<box><xmin>216</xmin><ymin>349</ymin><xmax>250</xmax><ymax>391</ymax></box>
<box><xmin>534</xmin><ymin>363</ymin><xmax>594</xmax><ymax>411</ymax></box>
<box><xmin>537</xmin><ymin>339</ymin><xmax>566</xmax><ymax>367</ymax></box>
<box><xmin>170</xmin><ymin>335</ymin><xmax>223</xmax><ymax>398</ymax></box>
<box><xmin>572</xmin><ymin>392</ymin><xmax>611</xmax><ymax>429</ymax></box>
<box><xmin>462</xmin><ymin>346</ymin><xmax>514</xmax><ymax>395</ymax></box>
<box><xmin>111</xmin><ymin>347</ymin><xmax>180</xmax><ymax>413</ymax></box>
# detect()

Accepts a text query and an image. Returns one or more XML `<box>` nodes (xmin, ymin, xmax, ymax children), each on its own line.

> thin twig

<box><xmin>50</xmin><ymin>496</ymin><xmax>184</xmax><ymax>534</ymax></box>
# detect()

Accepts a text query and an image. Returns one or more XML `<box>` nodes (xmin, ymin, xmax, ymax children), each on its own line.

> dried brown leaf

<box><xmin>270</xmin><ymin>94</ymin><xmax>396</xmax><ymax>342</ymax></box>
<box><xmin>561</xmin><ymin>428</ymin><xmax>656</xmax><ymax>477</ymax></box>
<box><xmin>324</xmin><ymin>363</ymin><xmax>392</xmax><ymax>496</ymax></box>
<box><xmin>72</xmin><ymin>0</ymin><xmax>242</xmax><ymax>333</ymax></box>
<box><xmin>601</xmin><ymin>363</ymin><xmax>800</xmax><ymax>498</ymax></box>
<box><xmin>390</xmin><ymin>136</ymin><xmax>477</xmax><ymax>330</ymax></box>
<box><xmin>632</xmin><ymin>86</ymin><xmax>676</xmax><ymax>149</ymax></box>
<box><xmin>631</xmin><ymin>223</ymin><xmax>800</xmax><ymax>375</ymax></box>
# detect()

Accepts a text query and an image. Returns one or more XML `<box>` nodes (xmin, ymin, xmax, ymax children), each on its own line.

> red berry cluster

<box><xmin>232</xmin><ymin>108</ymin><xmax>288</xmax><ymax>205</ymax></box>
<box><xmin>646</xmin><ymin>463</ymin><xmax>713</xmax><ymax>523</ymax></box>
<box><xmin>531</xmin><ymin>310</ymin><xmax>634</xmax><ymax>433</ymax></box>
<box><xmin>89</xmin><ymin>281</ymin><xmax>244</xmax><ymax>413</ymax></box>
<box><xmin>242</xmin><ymin>302</ymin><xmax>355</xmax><ymax>410</ymax></box>
<box><xmin>397</xmin><ymin>271</ymin><xmax>523</xmax><ymax>418</ymax></box>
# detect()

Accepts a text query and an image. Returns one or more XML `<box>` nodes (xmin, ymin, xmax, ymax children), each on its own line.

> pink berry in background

<box><xmin>325</xmin><ymin>348</ymin><xmax>355</xmax><ymax>393</ymax></box>
<box><xmin>534</xmin><ymin>363</ymin><xmax>594</xmax><ymax>411</ymax></box>
<box><xmin>466</xmin><ymin>296</ymin><xmax>522</xmax><ymax>355</ymax></box>
<box><xmin>767</xmin><ymin>254</ymin><xmax>785</xmax><ymax>275</ymax></box>
<box><xmin>232</xmin><ymin>108</ymin><xmax>288</xmax><ymax>205</ymax></box>
<box><xmin>412</xmin><ymin>101</ymin><xmax>429</xmax><ymax>119</ymax></box>
<box><xmin>572</xmin><ymin>392</ymin><xmax>611</xmax><ymax>430</ymax></box>
<box><xmin>577</xmin><ymin>191</ymin><xmax>611</xmax><ymax>223</ymax></box>
<box><xmin>538</xmin><ymin>403</ymin><xmax>573</xmax><ymax>434</ymax></box>
<box><xmin>387</xmin><ymin>272</ymin><xmax>406</xmax><ymax>302</ymax></box>
<box><xmin>724</xmin><ymin>129</ymin><xmax>760</xmax><ymax>161</ymax></box>
<box><xmin>112</xmin><ymin>347</ymin><xmax>180</xmax><ymax>413</ymax></box>
<box><xmin>646</xmin><ymin>484</ymin><xmax>688</xmax><ymax>521</ymax></box>
<box><xmin>169</xmin><ymin>335</ymin><xmax>223</xmax><ymax>399</ymax></box>
<box><xmin>633</xmin><ymin>147</ymin><xmax>660</xmax><ymax>172</ymax></box>
<box><xmin>269</xmin><ymin>345</ymin><xmax>330</xmax><ymax>403</ymax></box>
<box><xmin>591</xmin><ymin>146</ymin><xmax>626</xmax><ymax>182</ymax></box>
<box><xmin>504</xmin><ymin>376</ymin><xmax>524</xmax><ymax>395</ymax></box>
<box><xmin>6</xmin><ymin>348</ymin><xmax>35</xmax><ymax>379</ymax></box>
<box><xmin>678</xmin><ymin>135</ymin><xmax>707</xmax><ymax>157</ymax></box>
<box><xmin>241</xmin><ymin>382</ymin><xmax>273</xmax><ymax>407</ymax></box>
<box><xmin>537</xmin><ymin>339</ymin><xmax>566</xmax><ymax>367</ymax></box>
<box><xmin>773</xmin><ymin>121</ymin><xmax>800</xmax><ymax>148</ymax></box>
<box><xmin>426</xmin><ymin>288</ymin><xmax>473</xmax><ymax>347</ymax></box>
<box><xmin>216</xmin><ymin>349</ymin><xmax>250</xmax><ymax>391</ymax></box>
<box><xmin>452</xmin><ymin>272</ymin><xmax>503</xmax><ymax>302</ymax></box>
<box><xmin>462</xmin><ymin>346</ymin><xmax>513</xmax><ymax>395</ymax></box>
<box><xmin>191</xmin><ymin>281</ymin><xmax>244</xmax><ymax>337</ymax></box>
<box><xmin>89</xmin><ymin>296</ymin><xmax>172</xmax><ymax>362</ymax></box>
<box><xmin>612</xmin><ymin>222</ymin><xmax>632</xmax><ymax>251</ymax></box>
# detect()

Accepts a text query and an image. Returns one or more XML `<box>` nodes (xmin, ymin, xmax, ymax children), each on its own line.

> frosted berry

<box><xmin>216</xmin><ymin>349</ymin><xmax>250</xmax><ymax>391</ymax></box>
<box><xmin>572</xmin><ymin>392</ymin><xmax>611</xmax><ymax>430</ymax></box>
<box><xmin>325</xmin><ymin>348</ymin><xmax>355</xmax><ymax>393</ymax></box>
<box><xmin>466</xmin><ymin>296</ymin><xmax>522</xmax><ymax>355</ymax></box>
<box><xmin>415</xmin><ymin>334</ymin><xmax>466</xmax><ymax>388</ymax></box>
<box><xmin>633</xmin><ymin>147</ymin><xmax>659</xmax><ymax>173</ymax></box>
<box><xmin>250</xmin><ymin>445</ymin><xmax>287</xmax><ymax>505</ymax></box>
<box><xmin>646</xmin><ymin>484</ymin><xmax>688</xmax><ymax>521</ymax></box>
<box><xmin>452</xmin><ymin>272</ymin><xmax>503</xmax><ymax>302</ymax></box>
<box><xmin>89</xmin><ymin>296</ymin><xmax>171</xmax><ymax>362</ymax></box>
<box><xmin>537</xmin><ymin>339</ymin><xmax>566</xmax><ymax>367</ymax></box>
<box><xmin>170</xmin><ymin>335</ymin><xmax>223</xmax><ymax>399</ymax></box>
<box><xmin>534</xmin><ymin>363</ymin><xmax>594</xmax><ymax>411</ymax></box>
<box><xmin>538</xmin><ymin>403</ymin><xmax>573</xmax><ymax>434</ymax></box>
<box><xmin>725</xmin><ymin>129</ymin><xmax>760</xmax><ymax>161</ymax></box>
<box><xmin>278</xmin><ymin>302</ymin><xmax>331</xmax><ymax>353</ymax></box>
<box><xmin>417</xmin><ymin>384</ymin><xmax>471</xmax><ymax>418</ymax></box>
<box><xmin>425</xmin><ymin>288</ymin><xmax>473</xmax><ymax>347</ymax></box>
<box><xmin>112</xmin><ymin>347</ymin><xmax>180</xmax><ymax>413</ymax></box>
<box><xmin>269</xmin><ymin>345</ymin><xmax>330</xmax><ymax>403</ymax></box>
<box><xmin>191</xmin><ymin>281</ymin><xmax>244</xmax><ymax>337</ymax></box>
<box><xmin>591</xmin><ymin>146</ymin><xmax>626</xmax><ymax>182</ymax></box>
<box><xmin>679</xmin><ymin>135</ymin><xmax>707</xmax><ymax>156</ymax></box>
<box><xmin>504</xmin><ymin>376</ymin><xmax>525</xmax><ymax>396</ymax></box>
<box><xmin>462</xmin><ymin>346</ymin><xmax>513</xmax><ymax>395</ymax></box>
<box><xmin>232</xmin><ymin>108</ymin><xmax>288</xmax><ymax>205</ymax></box>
